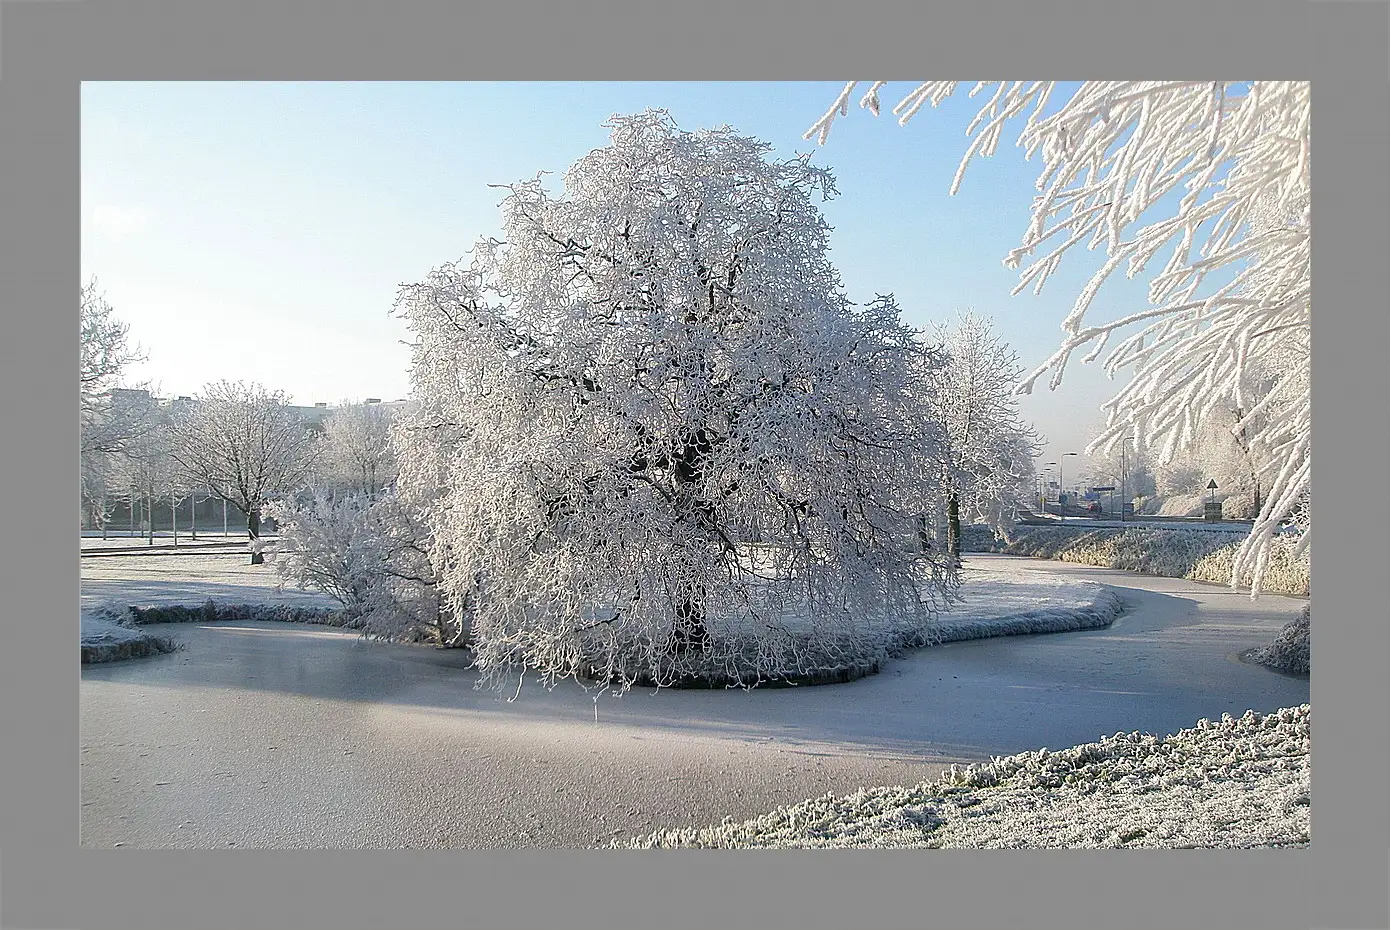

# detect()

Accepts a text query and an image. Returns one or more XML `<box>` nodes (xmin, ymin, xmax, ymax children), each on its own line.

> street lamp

<box><xmin>1119</xmin><ymin>438</ymin><xmax>1135</xmax><ymax>522</ymax></box>
<box><xmin>1060</xmin><ymin>452</ymin><xmax>1079</xmax><ymax>521</ymax></box>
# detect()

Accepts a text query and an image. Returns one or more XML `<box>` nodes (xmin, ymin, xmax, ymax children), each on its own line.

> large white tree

<box><xmin>395</xmin><ymin>111</ymin><xmax>957</xmax><ymax>693</ymax></box>
<box><xmin>925</xmin><ymin>312</ymin><xmax>1041</xmax><ymax>560</ymax></box>
<box><xmin>167</xmin><ymin>381</ymin><xmax>320</xmax><ymax>563</ymax></box>
<box><xmin>807</xmin><ymin>81</ymin><xmax>1311</xmax><ymax>593</ymax></box>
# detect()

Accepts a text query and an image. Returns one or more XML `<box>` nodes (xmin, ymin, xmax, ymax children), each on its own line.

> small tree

<box><xmin>318</xmin><ymin>402</ymin><xmax>397</xmax><ymax>500</ymax></box>
<box><xmin>107</xmin><ymin>395</ymin><xmax>177</xmax><ymax>544</ymax></box>
<box><xmin>924</xmin><ymin>312</ymin><xmax>1041</xmax><ymax>562</ymax></box>
<box><xmin>168</xmin><ymin>381</ymin><xmax>320</xmax><ymax>564</ymax></box>
<box><xmin>396</xmin><ymin>111</ymin><xmax>956</xmax><ymax>693</ymax></box>
<box><xmin>806</xmin><ymin>81</ymin><xmax>1311</xmax><ymax>594</ymax></box>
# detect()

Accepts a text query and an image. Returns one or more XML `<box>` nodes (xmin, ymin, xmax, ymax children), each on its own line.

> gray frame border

<box><xmin>3</xmin><ymin>1</ymin><xmax>1386</xmax><ymax>928</ymax></box>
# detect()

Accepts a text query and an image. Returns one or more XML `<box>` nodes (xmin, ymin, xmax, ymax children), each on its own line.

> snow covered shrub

<box><xmin>1188</xmin><ymin>535</ymin><xmax>1308</xmax><ymax>596</ymax></box>
<box><xmin>1249</xmin><ymin>606</ymin><xmax>1309</xmax><ymax>675</ymax></box>
<box><xmin>266</xmin><ymin>488</ymin><xmax>458</xmax><ymax>646</ymax></box>
<box><xmin>119</xmin><ymin>601</ymin><xmax>355</xmax><ymax>627</ymax></box>
<box><xmin>1004</xmin><ymin>525</ymin><xmax>1309</xmax><ymax>596</ymax></box>
<box><xmin>394</xmin><ymin>111</ymin><xmax>959</xmax><ymax>694</ymax></box>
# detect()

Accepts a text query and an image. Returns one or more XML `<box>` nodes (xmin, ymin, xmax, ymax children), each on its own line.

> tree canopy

<box><xmin>395</xmin><ymin>111</ymin><xmax>958</xmax><ymax>692</ymax></box>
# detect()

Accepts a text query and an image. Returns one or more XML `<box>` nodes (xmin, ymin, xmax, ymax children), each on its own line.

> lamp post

<box><xmin>1119</xmin><ymin>438</ymin><xmax>1135</xmax><ymax>522</ymax></box>
<box><xmin>1042</xmin><ymin>463</ymin><xmax>1057</xmax><ymax>517</ymax></box>
<box><xmin>1060</xmin><ymin>452</ymin><xmax>1079</xmax><ymax>521</ymax></box>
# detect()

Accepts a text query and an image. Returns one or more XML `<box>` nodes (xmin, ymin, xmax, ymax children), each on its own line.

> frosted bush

<box><xmin>265</xmin><ymin>488</ymin><xmax>457</xmax><ymax>646</ymax></box>
<box><xmin>1004</xmin><ymin>525</ymin><xmax>1308</xmax><ymax>596</ymax></box>
<box><xmin>1249</xmin><ymin>606</ymin><xmax>1309</xmax><ymax>675</ymax></box>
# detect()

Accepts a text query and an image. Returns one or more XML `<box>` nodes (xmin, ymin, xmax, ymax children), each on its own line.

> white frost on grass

<box><xmin>1003</xmin><ymin>525</ymin><xmax>1310</xmax><ymax>596</ymax></box>
<box><xmin>80</xmin><ymin>608</ymin><xmax>154</xmax><ymax>646</ymax></box>
<box><xmin>81</xmin><ymin>551</ymin><xmax>337</xmax><ymax>611</ymax></box>
<box><xmin>623</xmin><ymin>704</ymin><xmax>1310</xmax><ymax>849</ymax></box>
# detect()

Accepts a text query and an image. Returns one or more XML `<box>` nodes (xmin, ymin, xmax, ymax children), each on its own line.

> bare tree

<box><xmin>318</xmin><ymin>402</ymin><xmax>397</xmax><ymax>500</ymax></box>
<box><xmin>168</xmin><ymin>381</ymin><xmax>320</xmax><ymax>564</ymax></box>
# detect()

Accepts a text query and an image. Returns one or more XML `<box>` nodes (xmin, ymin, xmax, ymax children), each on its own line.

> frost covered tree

<box><xmin>167</xmin><ymin>381</ymin><xmax>320</xmax><ymax>564</ymax></box>
<box><xmin>318</xmin><ymin>401</ymin><xmax>398</xmax><ymax>500</ymax></box>
<box><xmin>395</xmin><ymin>111</ymin><xmax>956</xmax><ymax>693</ymax></box>
<box><xmin>81</xmin><ymin>280</ymin><xmax>156</xmax><ymax>532</ymax></box>
<box><xmin>105</xmin><ymin>393</ymin><xmax>176</xmax><ymax>544</ymax></box>
<box><xmin>807</xmin><ymin>81</ymin><xmax>1311</xmax><ymax>593</ymax></box>
<box><xmin>925</xmin><ymin>312</ymin><xmax>1040</xmax><ymax>561</ymax></box>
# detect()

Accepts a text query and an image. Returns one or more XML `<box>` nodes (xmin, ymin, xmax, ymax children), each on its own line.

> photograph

<box><xmin>78</xmin><ymin>80</ymin><xmax>1312</xmax><ymax>852</ymax></box>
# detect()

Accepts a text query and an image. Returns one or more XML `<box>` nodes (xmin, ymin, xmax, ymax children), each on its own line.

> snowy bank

<box><xmin>81</xmin><ymin>552</ymin><xmax>352</xmax><ymax>663</ymax></box>
<box><xmin>1002</xmin><ymin>525</ymin><xmax>1309</xmax><ymax>597</ymax></box>
<box><xmin>592</xmin><ymin>565</ymin><xmax>1123</xmax><ymax>689</ymax></box>
<box><xmin>80</xmin><ymin>609</ymin><xmax>180</xmax><ymax>664</ymax></box>
<box><xmin>622</xmin><ymin>704</ymin><xmax>1310</xmax><ymax>849</ymax></box>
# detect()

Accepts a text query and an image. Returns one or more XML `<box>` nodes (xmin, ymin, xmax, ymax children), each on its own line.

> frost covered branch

<box><xmin>807</xmin><ymin>82</ymin><xmax>1311</xmax><ymax>594</ymax></box>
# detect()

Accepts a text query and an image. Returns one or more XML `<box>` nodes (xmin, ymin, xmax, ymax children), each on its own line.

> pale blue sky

<box><xmin>81</xmin><ymin>81</ymin><xmax>1167</xmax><ymax>480</ymax></box>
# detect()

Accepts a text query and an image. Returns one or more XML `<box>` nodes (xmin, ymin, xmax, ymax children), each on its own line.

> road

<box><xmin>80</xmin><ymin>555</ymin><xmax>1309</xmax><ymax>849</ymax></box>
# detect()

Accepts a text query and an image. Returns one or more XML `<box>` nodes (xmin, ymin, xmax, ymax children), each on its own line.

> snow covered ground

<box><xmin>623</xmin><ymin>704</ymin><xmax>1310</xmax><ymax>849</ymax></box>
<box><xmin>81</xmin><ymin>552</ymin><xmax>1307</xmax><ymax>848</ymax></box>
<box><xmin>81</xmin><ymin>551</ymin><xmax>335</xmax><ymax>611</ymax></box>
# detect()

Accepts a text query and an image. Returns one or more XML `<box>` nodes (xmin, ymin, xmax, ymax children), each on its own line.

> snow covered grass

<box><xmin>80</xmin><ymin>609</ymin><xmax>181</xmax><ymax>664</ymax></box>
<box><xmin>621</xmin><ymin>704</ymin><xmax>1310</xmax><ymax>849</ymax></box>
<box><xmin>1248</xmin><ymin>606</ymin><xmax>1310</xmax><ymax>676</ymax></box>
<box><xmin>81</xmin><ymin>551</ymin><xmax>337</xmax><ymax>609</ymax></box>
<box><xmin>1003</xmin><ymin>525</ymin><xmax>1309</xmax><ymax>596</ymax></box>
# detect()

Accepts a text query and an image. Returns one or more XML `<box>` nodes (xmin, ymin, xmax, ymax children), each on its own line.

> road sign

<box><xmin>1091</xmin><ymin>486</ymin><xmax>1116</xmax><ymax>492</ymax></box>
<box><xmin>1206</xmin><ymin>479</ymin><xmax>1219</xmax><ymax>489</ymax></box>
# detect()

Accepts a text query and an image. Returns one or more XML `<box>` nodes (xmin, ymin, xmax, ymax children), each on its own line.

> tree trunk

<box><xmin>1253</xmin><ymin>482</ymin><xmax>1261</xmax><ymax>518</ymax></box>
<box><xmin>917</xmin><ymin>514</ymin><xmax>930</xmax><ymax>552</ymax></box>
<box><xmin>247</xmin><ymin>507</ymin><xmax>264</xmax><ymax>565</ymax></box>
<box><xmin>672</xmin><ymin>593</ymin><xmax>710</xmax><ymax>655</ymax></box>
<box><xmin>146</xmin><ymin>493</ymin><xmax>154</xmax><ymax>545</ymax></box>
<box><xmin>947</xmin><ymin>494</ymin><xmax>961</xmax><ymax>566</ymax></box>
